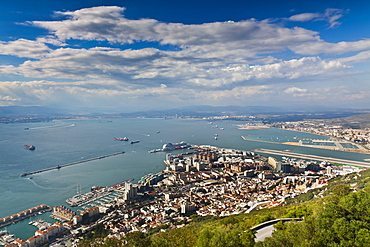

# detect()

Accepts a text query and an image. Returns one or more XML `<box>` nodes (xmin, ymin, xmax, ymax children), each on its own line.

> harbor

<box><xmin>66</xmin><ymin>179</ymin><xmax>134</xmax><ymax>207</ymax></box>
<box><xmin>20</xmin><ymin>151</ymin><xmax>125</xmax><ymax>177</ymax></box>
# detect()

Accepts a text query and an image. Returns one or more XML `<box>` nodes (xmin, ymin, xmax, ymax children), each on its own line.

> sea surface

<box><xmin>1</xmin><ymin>118</ymin><xmax>370</xmax><ymax>240</ymax></box>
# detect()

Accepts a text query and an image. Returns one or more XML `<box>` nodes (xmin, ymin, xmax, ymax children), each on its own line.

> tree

<box><xmin>331</xmin><ymin>184</ymin><xmax>352</xmax><ymax>197</ymax></box>
<box><xmin>124</xmin><ymin>231</ymin><xmax>151</xmax><ymax>247</ymax></box>
<box><xmin>196</xmin><ymin>223</ymin><xmax>254</xmax><ymax>247</ymax></box>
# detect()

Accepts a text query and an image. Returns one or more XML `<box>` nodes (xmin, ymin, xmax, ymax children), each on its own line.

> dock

<box><xmin>253</xmin><ymin>148</ymin><xmax>370</xmax><ymax>168</ymax></box>
<box><xmin>20</xmin><ymin>151</ymin><xmax>125</xmax><ymax>177</ymax></box>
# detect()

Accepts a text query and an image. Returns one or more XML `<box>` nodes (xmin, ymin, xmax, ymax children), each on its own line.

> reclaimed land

<box><xmin>253</xmin><ymin>148</ymin><xmax>370</xmax><ymax>167</ymax></box>
<box><xmin>241</xmin><ymin>136</ymin><xmax>369</xmax><ymax>154</ymax></box>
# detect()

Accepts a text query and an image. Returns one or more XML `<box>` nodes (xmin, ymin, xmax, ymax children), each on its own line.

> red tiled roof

<box><xmin>15</xmin><ymin>238</ymin><xmax>26</xmax><ymax>244</ymax></box>
<box><xmin>47</xmin><ymin>226</ymin><xmax>57</xmax><ymax>231</ymax></box>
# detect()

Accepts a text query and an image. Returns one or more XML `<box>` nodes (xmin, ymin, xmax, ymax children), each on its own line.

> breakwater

<box><xmin>253</xmin><ymin>148</ymin><xmax>370</xmax><ymax>167</ymax></box>
<box><xmin>20</xmin><ymin>151</ymin><xmax>125</xmax><ymax>177</ymax></box>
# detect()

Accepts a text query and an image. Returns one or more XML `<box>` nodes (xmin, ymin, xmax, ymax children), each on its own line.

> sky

<box><xmin>0</xmin><ymin>0</ymin><xmax>369</xmax><ymax>113</ymax></box>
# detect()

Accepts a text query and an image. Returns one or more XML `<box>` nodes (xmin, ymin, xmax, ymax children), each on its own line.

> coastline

<box><xmin>237</xmin><ymin>124</ymin><xmax>270</xmax><ymax>130</ymax></box>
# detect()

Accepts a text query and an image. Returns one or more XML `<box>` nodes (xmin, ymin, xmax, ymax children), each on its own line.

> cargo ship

<box><xmin>130</xmin><ymin>140</ymin><xmax>140</xmax><ymax>144</ymax></box>
<box><xmin>24</xmin><ymin>145</ymin><xmax>36</xmax><ymax>150</ymax></box>
<box><xmin>114</xmin><ymin>137</ymin><xmax>128</xmax><ymax>141</ymax></box>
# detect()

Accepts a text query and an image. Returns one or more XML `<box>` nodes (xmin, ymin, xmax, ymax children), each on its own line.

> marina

<box><xmin>20</xmin><ymin>151</ymin><xmax>125</xmax><ymax>177</ymax></box>
<box><xmin>0</xmin><ymin>230</ymin><xmax>15</xmax><ymax>246</ymax></box>
<box><xmin>28</xmin><ymin>219</ymin><xmax>52</xmax><ymax>231</ymax></box>
<box><xmin>65</xmin><ymin>180</ymin><xmax>132</xmax><ymax>207</ymax></box>
<box><xmin>66</xmin><ymin>187</ymin><xmax>113</xmax><ymax>207</ymax></box>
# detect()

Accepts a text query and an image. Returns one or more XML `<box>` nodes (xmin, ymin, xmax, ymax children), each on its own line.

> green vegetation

<box><xmin>78</xmin><ymin>168</ymin><xmax>370</xmax><ymax>247</ymax></box>
<box><xmin>257</xmin><ymin>185</ymin><xmax>370</xmax><ymax>247</ymax></box>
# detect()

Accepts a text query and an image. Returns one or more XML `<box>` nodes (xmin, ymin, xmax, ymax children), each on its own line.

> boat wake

<box><xmin>27</xmin><ymin>178</ymin><xmax>54</xmax><ymax>190</ymax></box>
<box><xmin>28</xmin><ymin>123</ymin><xmax>75</xmax><ymax>130</ymax></box>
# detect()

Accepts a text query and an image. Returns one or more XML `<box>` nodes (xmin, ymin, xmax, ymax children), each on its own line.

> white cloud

<box><xmin>338</xmin><ymin>49</ymin><xmax>370</xmax><ymax>64</ymax></box>
<box><xmin>284</xmin><ymin>87</ymin><xmax>308</xmax><ymax>94</ymax></box>
<box><xmin>0</xmin><ymin>39</ymin><xmax>51</xmax><ymax>58</ymax></box>
<box><xmin>32</xmin><ymin>6</ymin><xmax>320</xmax><ymax>55</ymax></box>
<box><xmin>288</xmin><ymin>8</ymin><xmax>346</xmax><ymax>28</ymax></box>
<box><xmin>289</xmin><ymin>13</ymin><xmax>321</xmax><ymax>22</ymax></box>
<box><xmin>0</xmin><ymin>95</ymin><xmax>21</xmax><ymax>102</ymax></box>
<box><xmin>0</xmin><ymin>6</ymin><xmax>368</xmax><ymax>110</ymax></box>
<box><xmin>284</xmin><ymin>86</ymin><xmax>312</xmax><ymax>97</ymax></box>
<box><xmin>323</xmin><ymin>8</ymin><xmax>346</xmax><ymax>29</ymax></box>
<box><xmin>281</xmin><ymin>85</ymin><xmax>370</xmax><ymax>105</ymax></box>
<box><xmin>0</xmin><ymin>46</ymin><xmax>350</xmax><ymax>89</ymax></box>
<box><xmin>291</xmin><ymin>39</ymin><xmax>370</xmax><ymax>55</ymax></box>
<box><xmin>28</xmin><ymin>6</ymin><xmax>367</xmax><ymax>59</ymax></box>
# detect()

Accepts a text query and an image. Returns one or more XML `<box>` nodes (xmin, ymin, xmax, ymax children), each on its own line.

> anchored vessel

<box><xmin>24</xmin><ymin>145</ymin><xmax>35</xmax><ymax>150</ymax></box>
<box><xmin>114</xmin><ymin>137</ymin><xmax>128</xmax><ymax>141</ymax></box>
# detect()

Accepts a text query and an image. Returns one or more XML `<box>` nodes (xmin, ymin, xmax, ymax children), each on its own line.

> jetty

<box><xmin>253</xmin><ymin>148</ymin><xmax>370</xmax><ymax>168</ymax></box>
<box><xmin>20</xmin><ymin>151</ymin><xmax>125</xmax><ymax>177</ymax></box>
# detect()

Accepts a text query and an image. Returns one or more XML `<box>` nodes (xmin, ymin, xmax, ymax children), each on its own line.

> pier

<box><xmin>253</xmin><ymin>148</ymin><xmax>370</xmax><ymax>168</ymax></box>
<box><xmin>20</xmin><ymin>151</ymin><xmax>125</xmax><ymax>177</ymax></box>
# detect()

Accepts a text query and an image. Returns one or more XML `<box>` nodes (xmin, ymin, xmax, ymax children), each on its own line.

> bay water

<box><xmin>1</xmin><ymin>118</ymin><xmax>369</xmax><ymax>240</ymax></box>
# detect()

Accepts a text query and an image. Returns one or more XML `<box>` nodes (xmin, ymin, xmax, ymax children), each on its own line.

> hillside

<box><xmin>307</xmin><ymin>112</ymin><xmax>370</xmax><ymax>129</ymax></box>
<box><xmin>76</xmin><ymin>169</ymin><xmax>370</xmax><ymax>247</ymax></box>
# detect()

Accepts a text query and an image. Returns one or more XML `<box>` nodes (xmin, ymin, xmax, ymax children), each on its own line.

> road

<box><xmin>255</xmin><ymin>224</ymin><xmax>276</xmax><ymax>242</ymax></box>
<box><xmin>252</xmin><ymin>218</ymin><xmax>302</xmax><ymax>242</ymax></box>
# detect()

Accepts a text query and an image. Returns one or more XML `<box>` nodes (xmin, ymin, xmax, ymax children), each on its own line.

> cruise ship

<box><xmin>162</xmin><ymin>141</ymin><xmax>190</xmax><ymax>151</ymax></box>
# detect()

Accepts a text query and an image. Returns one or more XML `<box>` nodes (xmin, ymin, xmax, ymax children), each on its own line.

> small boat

<box><xmin>24</xmin><ymin>145</ymin><xmax>35</xmax><ymax>150</ymax></box>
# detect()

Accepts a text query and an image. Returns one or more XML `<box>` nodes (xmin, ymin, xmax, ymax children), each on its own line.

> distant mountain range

<box><xmin>1</xmin><ymin>105</ymin><xmax>369</xmax><ymax>122</ymax></box>
<box><xmin>0</xmin><ymin>106</ymin><xmax>69</xmax><ymax>116</ymax></box>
